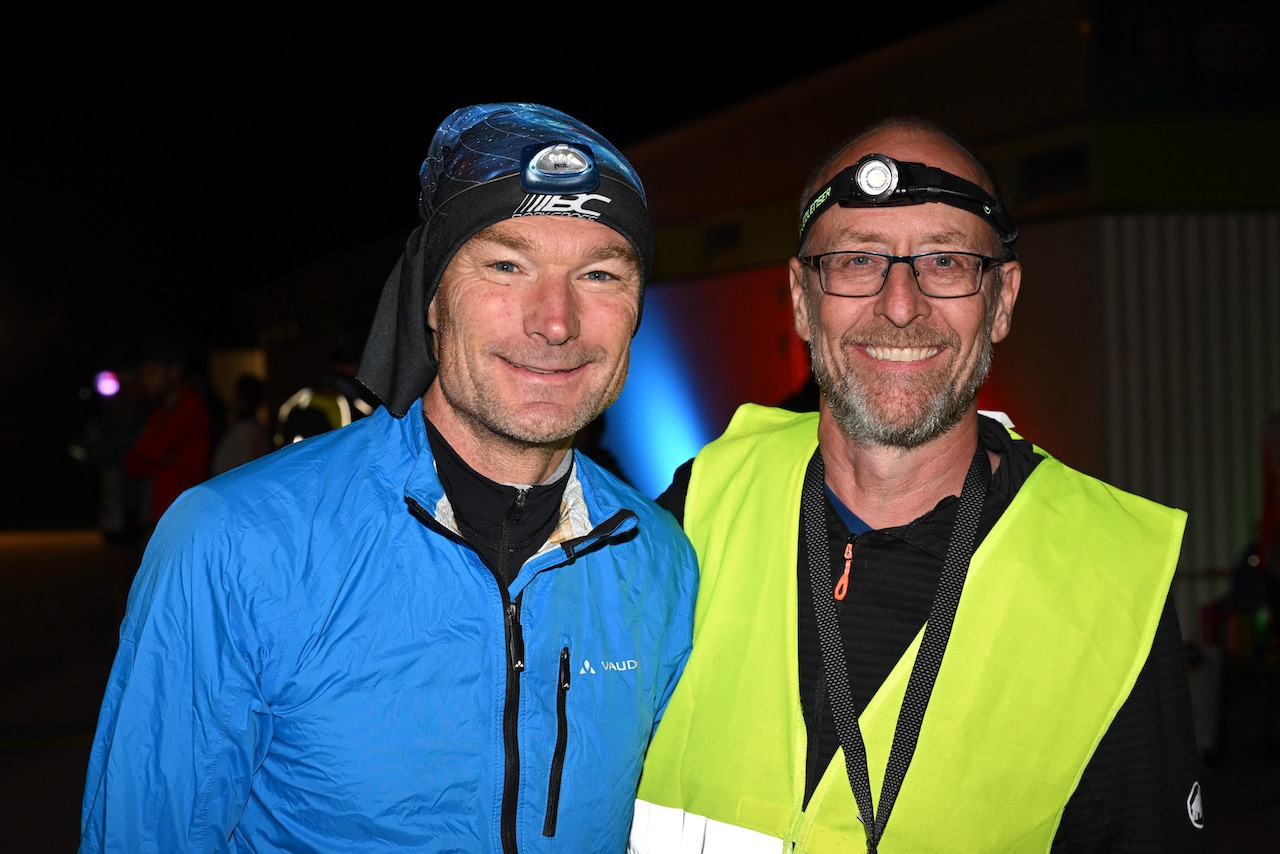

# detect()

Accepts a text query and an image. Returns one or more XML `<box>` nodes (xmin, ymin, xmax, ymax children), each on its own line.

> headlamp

<box><xmin>798</xmin><ymin>153</ymin><xmax>1018</xmax><ymax>248</ymax></box>
<box><xmin>521</xmin><ymin>142</ymin><xmax>600</xmax><ymax>193</ymax></box>
<box><xmin>853</xmin><ymin>155</ymin><xmax>898</xmax><ymax>202</ymax></box>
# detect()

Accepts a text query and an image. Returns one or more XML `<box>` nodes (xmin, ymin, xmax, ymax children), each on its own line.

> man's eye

<box><xmin>584</xmin><ymin>270</ymin><xmax>617</xmax><ymax>282</ymax></box>
<box><xmin>489</xmin><ymin>260</ymin><xmax>519</xmax><ymax>274</ymax></box>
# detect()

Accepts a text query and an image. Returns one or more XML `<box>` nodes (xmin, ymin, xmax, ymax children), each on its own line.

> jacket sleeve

<box><xmin>649</xmin><ymin>527</ymin><xmax>698</xmax><ymax>738</ymax></box>
<box><xmin>1053</xmin><ymin>593</ymin><xmax>1207</xmax><ymax>852</ymax></box>
<box><xmin>79</xmin><ymin>490</ymin><xmax>265</xmax><ymax>853</ymax></box>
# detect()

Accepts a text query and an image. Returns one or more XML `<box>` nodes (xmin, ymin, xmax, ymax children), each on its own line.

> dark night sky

<box><xmin>4</xmin><ymin>9</ymin><xmax>1003</xmax><ymax>348</ymax></box>
<box><xmin>1</xmin><ymin>7</ymin><xmax>1000</xmax><ymax>527</ymax></box>
<box><xmin>8</xmin><ymin>20</ymin><xmax>859</xmax><ymax>348</ymax></box>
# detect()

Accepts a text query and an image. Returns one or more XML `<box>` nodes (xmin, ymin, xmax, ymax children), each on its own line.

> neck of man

<box><xmin>423</xmin><ymin>413</ymin><xmax>571</xmax><ymax>586</ymax></box>
<box><xmin>817</xmin><ymin>407</ymin><xmax>993</xmax><ymax>530</ymax></box>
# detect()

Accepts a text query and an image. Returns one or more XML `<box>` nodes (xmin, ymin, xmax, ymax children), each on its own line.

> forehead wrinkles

<box><xmin>816</xmin><ymin>221</ymin><xmax>987</xmax><ymax>251</ymax></box>
<box><xmin>469</xmin><ymin>221</ymin><xmax>638</xmax><ymax>267</ymax></box>
<box><xmin>466</xmin><ymin>222</ymin><xmax>541</xmax><ymax>255</ymax></box>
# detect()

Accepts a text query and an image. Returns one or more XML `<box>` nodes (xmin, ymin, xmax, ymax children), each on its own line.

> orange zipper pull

<box><xmin>834</xmin><ymin>542</ymin><xmax>852</xmax><ymax>600</ymax></box>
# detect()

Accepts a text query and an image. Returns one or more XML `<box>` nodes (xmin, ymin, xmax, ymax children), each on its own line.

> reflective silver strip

<box><xmin>629</xmin><ymin>800</ymin><xmax>784</xmax><ymax>853</ymax></box>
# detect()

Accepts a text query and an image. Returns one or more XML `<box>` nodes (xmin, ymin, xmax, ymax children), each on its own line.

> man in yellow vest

<box><xmin>630</xmin><ymin>117</ymin><xmax>1205</xmax><ymax>852</ymax></box>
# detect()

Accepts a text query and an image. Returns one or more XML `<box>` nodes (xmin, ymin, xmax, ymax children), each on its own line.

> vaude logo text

<box><xmin>579</xmin><ymin>658</ymin><xmax>637</xmax><ymax>675</ymax></box>
<box><xmin>513</xmin><ymin>193</ymin><xmax>612</xmax><ymax>220</ymax></box>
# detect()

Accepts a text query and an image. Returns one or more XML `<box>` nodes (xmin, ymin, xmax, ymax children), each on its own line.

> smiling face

<box><xmin>423</xmin><ymin>215</ymin><xmax>642</xmax><ymax>469</ymax></box>
<box><xmin>788</xmin><ymin>125</ymin><xmax>1021</xmax><ymax>449</ymax></box>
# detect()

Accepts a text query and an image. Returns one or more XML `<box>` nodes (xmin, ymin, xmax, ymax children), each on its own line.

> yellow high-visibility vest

<box><xmin>632</xmin><ymin>404</ymin><xmax>1185</xmax><ymax>853</ymax></box>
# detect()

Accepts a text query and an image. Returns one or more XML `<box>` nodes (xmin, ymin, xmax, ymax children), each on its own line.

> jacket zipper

<box><xmin>543</xmin><ymin>646</ymin><xmax>571</xmax><ymax>837</ymax></box>
<box><xmin>500</xmin><ymin>594</ymin><xmax>524</xmax><ymax>854</ymax></box>
<box><xmin>407</xmin><ymin>490</ymin><xmax>595</xmax><ymax>850</ymax></box>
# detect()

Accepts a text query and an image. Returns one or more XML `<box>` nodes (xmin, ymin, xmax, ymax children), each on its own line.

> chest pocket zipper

<box><xmin>543</xmin><ymin>646</ymin><xmax>571</xmax><ymax>837</ymax></box>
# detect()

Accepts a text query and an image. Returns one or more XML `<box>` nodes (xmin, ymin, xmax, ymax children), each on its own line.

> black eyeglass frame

<box><xmin>799</xmin><ymin>250</ymin><xmax>1008</xmax><ymax>299</ymax></box>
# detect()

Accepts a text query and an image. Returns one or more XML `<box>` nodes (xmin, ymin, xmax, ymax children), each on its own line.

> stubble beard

<box><xmin>436</xmin><ymin>336</ymin><xmax>627</xmax><ymax>451</ymax></box>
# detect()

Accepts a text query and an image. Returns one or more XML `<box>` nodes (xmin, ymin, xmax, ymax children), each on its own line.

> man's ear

<box><xmin>425</xmin><ymin>300</ymin><xmax>439</xmax><ymax>361</ymax></box>
<box><xmin>788</xmin><ymin>257</ymin><xmax>814</xmax><ymax>343</ymax></box>
<box><xmin>990</xmin><ymin>260</ymin><xmax>1021</xmax><ymax>343</ymax></box>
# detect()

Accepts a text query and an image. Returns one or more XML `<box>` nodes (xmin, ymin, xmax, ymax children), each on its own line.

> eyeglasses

<box><xmin>800</xmin><ymin>250</ymin><xmax>1006</xmax><ymax>299</ymax></box>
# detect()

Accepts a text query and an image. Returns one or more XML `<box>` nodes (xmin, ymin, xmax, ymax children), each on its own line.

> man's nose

<box><xmin>526</xmin><ymin>275</ymin><xmax>580</xmax><ymax>345</ymax></box>
<box><xmin>875</xmin><ymin>259</ymin><xmax>929</xmax><ymax>326</ymax></box>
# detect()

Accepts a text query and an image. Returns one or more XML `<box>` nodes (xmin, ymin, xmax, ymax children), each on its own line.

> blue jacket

<box><xmin>80</xmin><ymin>405</ymin><xmax>698</xmax><ymax>853</ymax></box>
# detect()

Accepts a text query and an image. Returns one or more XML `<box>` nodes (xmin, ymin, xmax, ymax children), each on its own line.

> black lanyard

<box><xmin>801</xmin><ymin>444</ymin><xmax>991</xmax><ymax>853</ymax></box>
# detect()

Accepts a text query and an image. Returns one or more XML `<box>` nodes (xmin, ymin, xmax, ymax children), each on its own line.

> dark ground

<box><xmin>1</xmin><ymin>529</ymin><xmax>1277</xmax><ymax>853</ymax></box>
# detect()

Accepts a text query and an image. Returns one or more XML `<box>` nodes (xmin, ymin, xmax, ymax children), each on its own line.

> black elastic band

<box><xmin>797</xmin><ymin>157</ymin><xmax>1018</xmax><ymax>249</ymax></box>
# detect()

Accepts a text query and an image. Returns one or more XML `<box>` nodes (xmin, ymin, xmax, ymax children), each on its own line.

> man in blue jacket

<box><xmin>80</xmin><ymin>102</ymin><xmax>699</xmax><ymax>853</ymax></box>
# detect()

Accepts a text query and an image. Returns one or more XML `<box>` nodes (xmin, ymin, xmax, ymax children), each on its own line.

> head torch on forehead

<box><xmin>520</xmin><ymin>142</ymin><xmax>600</xmax><ymax>192</ymax></box>
<box><xmin>798</xmin><ymin>153</ymin><xmax>1018</xmax><ymax>249</ymax></box>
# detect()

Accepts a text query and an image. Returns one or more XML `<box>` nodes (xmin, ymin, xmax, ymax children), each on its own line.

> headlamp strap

<box><xmin>798</xmin><ymin>154</ymin><xmax>1018</xmax><ymax>248</ymax></box>
<box><xmin>893</xmin><ymin>162</ymin><xmax>1014</xmax><ymax>241</ymax></box>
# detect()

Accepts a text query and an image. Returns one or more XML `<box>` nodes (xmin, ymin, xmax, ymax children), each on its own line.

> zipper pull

<box><xmin>509</xmin><ymin>487</ymin><xmax>528</xmax><ymax>522</ymax></box>
<box><xmin>506</xmin><ymin>600</ymin><xmax>525</xmax><ymax>672</ymax></box>
<box><xmin>834</xmin><ymin>541</ymin><xmax>852</xmax><ymax>600</ymax></box>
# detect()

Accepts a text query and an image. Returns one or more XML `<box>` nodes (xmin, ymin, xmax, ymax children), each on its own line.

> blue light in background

<box><xmin>599</xmin><ymin>290</ymin><xmax>713</xmax><ymax>499</ymax></box>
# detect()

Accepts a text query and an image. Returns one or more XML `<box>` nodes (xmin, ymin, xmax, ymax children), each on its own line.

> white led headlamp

<box><xmin>799</xmin><ymin>153</ymin><xmax>1018</xmax><ymax>248</ymax></box>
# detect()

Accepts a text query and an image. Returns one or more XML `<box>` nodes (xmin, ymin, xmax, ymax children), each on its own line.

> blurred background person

<box><xmin>211</xmin><ymin>373</ymin><xmax>273</xmax><ymax>476</ymax></box>
<box><xmin>71</xmin><ymin>365</ymin><xmax>148</xmax><ymax>550</ymax></box>
<box><xmin>122</xmin><ymin>338</ymin><xmax>212</xmax><ymax>537</ymax></box>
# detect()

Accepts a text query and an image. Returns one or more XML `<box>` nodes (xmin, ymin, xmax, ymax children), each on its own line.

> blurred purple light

<box><xmin>95</xmin><ymin>370</ymin><xmax>120</xmax><ymax>397</ymax></box>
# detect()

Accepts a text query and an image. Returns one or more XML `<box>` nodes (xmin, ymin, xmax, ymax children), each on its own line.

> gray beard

<box><xmin>811</xmin><ymin>332</ymin><xmax>993</xmax><ymax>449</ymax></box>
